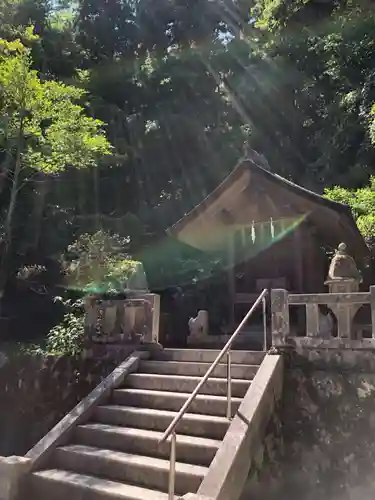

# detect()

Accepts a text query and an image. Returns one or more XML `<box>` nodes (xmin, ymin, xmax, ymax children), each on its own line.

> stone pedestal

<box><xmin>324</xmin><ymin>241</ymin><xmax>362</xmax><ymax>339</ymax></box>
<box><xmin>0</xmin><ymin>456</ymin><xmax>31</xmax><ymax>500</ymax></box>
<box><xmin>325</xmin><ymin>279</ymin><xmax>361</xmax><ymax>338</ymax></box>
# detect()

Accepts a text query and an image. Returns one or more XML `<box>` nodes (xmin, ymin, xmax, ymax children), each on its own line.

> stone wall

<box><xmin>0</xmin><ymin>352</ymin><xmax>132</xmax><ymax>456</ymax></box>
<box><xmin>243</xmin><ymin>351</ymin><xmax>375</xmax><ymax>500</ymax></box>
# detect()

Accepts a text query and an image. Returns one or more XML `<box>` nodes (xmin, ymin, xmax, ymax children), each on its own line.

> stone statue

<box><xmin>326</xmin><ymin>243</ymin><xmax>362</xmax><ymax>339</ymax></box>
<box><xmin>189</xmin><ymin>310</ymin><xmax>209</xmax><ymax>338</ymax></box>
<box><xmin>328</xmin><ymin>243</ymin><xmax>362</xmax><ymax>282</ymax></box>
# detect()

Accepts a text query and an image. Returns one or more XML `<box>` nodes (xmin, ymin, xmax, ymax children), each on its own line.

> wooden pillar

<box><xmin>293</xmin><ymin>226</ymin><xmax>304</xmax><ymax>292</ymax></box>
<box><xmin>303</xmin><ymin>224</ymin><xmax>315</xmax><ymax>293</ymax></box>
<box><xmin>307</xmin><ymin>226</ymin><xmax>326</xmax><ymax>293</ymax></box>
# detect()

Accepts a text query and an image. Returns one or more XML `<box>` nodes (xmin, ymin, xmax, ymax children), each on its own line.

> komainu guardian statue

<box><xmin>328</xmin><ymin>243</ymin><xmax>362</xmax><ymax>282</ymax></box>
<box><xmin>325</xmin><ymin>243</ymin><xmax>362</xmax><ymax>339</ymax></box>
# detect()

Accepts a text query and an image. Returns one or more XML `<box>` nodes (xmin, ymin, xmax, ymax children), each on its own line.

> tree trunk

<box><xmin>0</xmin><ymin>117</ymin><xmax>25</xmax><ymax>299</ymax></box>
<box><xmin>30</xmin><ymin>175</ymin><xmax>49</xmax><ymax>250</ymax></box>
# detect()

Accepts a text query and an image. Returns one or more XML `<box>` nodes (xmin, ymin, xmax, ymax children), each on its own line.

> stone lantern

<box><xmin>324</xmin><ymin>243</ymin><xmax>362</xmax><ymax>338</ymax></box>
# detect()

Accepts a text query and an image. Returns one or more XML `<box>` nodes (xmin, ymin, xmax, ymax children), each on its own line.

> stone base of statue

<box><xmin>324</xmin><ymin>243</ymin><xmax>362</xmax><ymax>339</ymax></box>
<box><xmin>324</xmin><ymin>278</ymin><xmax>361</xmax><ymax>338</ymax></box>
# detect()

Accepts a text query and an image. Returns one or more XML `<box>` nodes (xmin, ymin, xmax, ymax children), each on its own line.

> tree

<box><xmin>325</xmin><ymin>178</ymin><xmax>375</xmax><ymax>246</ymax></box>
<box><xmin>0</xmin><ymin>32</ymin><xmax>111</xmax><ymax>296</ymax></box>
<box><xmin>249</xmin><ymin>0</ymin><xmax>368</xmax><ymax>32</ymax></box>
<box><xmin>245</xmin><ymin>4</ymin><xmax>375</xmax><ymax>188</ymax></box>
<box><xmin>3</xmin><ymin>0</ymin><xmax>375</xmax><ymax>289</ymax></box>
<box><xmin>62</xmin><ymin>230</ymin><xmax>142</xmax><ymax>294</ymax></box>
<box><xmin>73</xmin><ymin>0</ymin><xmax>253</xmax><ymax>232</ymax></box>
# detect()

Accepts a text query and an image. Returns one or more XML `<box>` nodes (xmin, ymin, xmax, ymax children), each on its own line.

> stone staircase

<box><xmin>28</xmin><ymin>348</ymin><xmax>265</xmax><ymax>500</ymax></box>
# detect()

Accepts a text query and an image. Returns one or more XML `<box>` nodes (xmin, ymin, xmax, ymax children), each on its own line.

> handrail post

<box><xmin>160</xmin><ymin>289</ymin><xmax>268</xmax><ymax>445</ymax></box>
<box><xmin>262</xmin><ymin>296</ymin><xmax>267</xmax><ymax>351</ymax></box>
<box><xmin>168</xmin><ymin>431</ymin><xmax>177</xmax><ymax>500</ymax></box>
<box><xmin>226</xmin><ymin>351</ymin><xmax>232</xmax><ymax>419</ymax></box>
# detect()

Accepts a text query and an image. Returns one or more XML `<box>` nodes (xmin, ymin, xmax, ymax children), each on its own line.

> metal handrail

<box><xmin>159</xmin><ymin>288</ymin><xmax>268</xmax><ymax>500</ymax></box>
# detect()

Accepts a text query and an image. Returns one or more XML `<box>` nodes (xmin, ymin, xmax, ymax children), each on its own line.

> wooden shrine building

<box><xmin>168</xmin><ymin>155</ymin><xmax>368</xmax><ymax>327</ymax></box>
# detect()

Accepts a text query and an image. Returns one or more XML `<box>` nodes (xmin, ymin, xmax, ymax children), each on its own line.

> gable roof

<box><xmin>168</xmin><ymin>156</ymin><xmax>368</xmax><ymax>258</ymax></box>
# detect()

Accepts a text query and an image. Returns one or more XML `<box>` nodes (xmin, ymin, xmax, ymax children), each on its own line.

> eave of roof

<box><xmin>167</xmin><ymin>156</ymin><xmax>368</xmax><ymax>256</ymax></box>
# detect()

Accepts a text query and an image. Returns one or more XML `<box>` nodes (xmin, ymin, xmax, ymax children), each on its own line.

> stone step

<box><xmin>94</xmin><ymin>406</ymin><xmax>230</xmax><ymax>440</ymax></box>
<box><xmin>112</xmin><ymin>389</ymin><xmax>242</xmax><ymax>417</ymax></box>
<box><xmin>124</xmin><ymin>373</ymin><xmax>251</xmax><ymax>398</ymax></box>
<box><xmin>153</xmin><ymin>349</ymin><xmax>265</xmax><ymax>365</ymax></box>
<box><xmin>53</xmin><ymin>444</ymin><xmax>207</xmax><ymax>496</ymax></box>
<box><xmin>29</xmin><ymin>469</ymin><xmax>172</xmax><ymax>500</ymax></box>
<box><xmin>139</xmin><ymin>360</ymin><xmax>258</xmax><ymax>379</ymax></box>
<box><xmin>75</xmin><ymin>423</ymin><xmax>220</xmax><ymax>466</ymax></box>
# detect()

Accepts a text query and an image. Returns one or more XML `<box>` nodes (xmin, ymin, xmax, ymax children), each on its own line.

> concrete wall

<box><xmin>242</xmin><ymin>350</ymin><xmax>375</xmax><ymax>500</ymax></box>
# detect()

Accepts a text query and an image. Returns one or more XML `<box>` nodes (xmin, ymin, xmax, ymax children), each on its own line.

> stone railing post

<box><xmin>0</xmin><ymin>456</ymin><xmax>31</xmax><ymax>500</ymax></box>
<box><xmin>271</xmin><ymin>289</ymin><xmax>290</xmax><ymax>346</ymax></box>
<box><xmin>136</xmin><ymin>293</ymin><xmax>160</xmax><ymax>344</ymax></box>
<box><xmin>305</xmin><ymin>304</ymin><xmax>320</xmax><ymax>337</ymax></box>
<box><xmin>151</xmin><ymin>294</ymin><xmax>160</xmax><ymax>343</ymax></box>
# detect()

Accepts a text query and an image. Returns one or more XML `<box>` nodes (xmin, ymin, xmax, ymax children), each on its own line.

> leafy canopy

<box><xmin>63</xmin><ymin>230</ymin><xmax>143</xmax><ymax>294</ymax></box>
<box><xmin>0</xmin><ymin>32</ymin><xmax>112</xmax><ymax>173</ymax></box>
<box><xmin>325</xmin><ymin>178</ymin><xmax>375</xmax><ymax>240</ymax></box>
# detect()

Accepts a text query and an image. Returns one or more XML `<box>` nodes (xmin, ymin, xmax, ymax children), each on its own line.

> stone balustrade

<box><xmin>271</xmin><ymin>286</ymin><xmax>375</xmax><ymax>349</ymax></box>
<box><xmin>84</xmin><ymin>293</ymin><xmax>160</xmax><ymax>345</ymax></box>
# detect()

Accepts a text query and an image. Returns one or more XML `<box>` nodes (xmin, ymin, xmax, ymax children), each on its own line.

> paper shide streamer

<box><xmin>251</xmin><ymin>221</ymin><xmax>256</xmax><ymax>243</ymax></box>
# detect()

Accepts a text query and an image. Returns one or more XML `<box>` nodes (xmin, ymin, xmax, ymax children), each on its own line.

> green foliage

<box><xmin>45</xmin><ymin>299</ymin><xmax>85</xmax><ymax>356</ymax></box>
<box><xmin>0</xmin><ymin>0</ymin><xmax>47</xmax><ymax>39</ymax></box>
<box><xmin>16</xmin><ymin>298</ymin><xmax>85</xmax><ymax>357</ymax></box>
<box><xmin>251</xmin><ymin>0</ymin><xmax>356</xmax><ymax>31</ymax></box>
<box><xmin>325</xmin><ymin>178</ymin><xmax>375</xmax><ymax>239</ymax></box>
<box><xmin>29</xmin><ymin>298</ymin><xmax>86</xmax><ymax>356</ymax></box>
<box><xmin>2</xmin><ymin>0</ymin><xmax>375</xmax><ymax>311</ymax></box>
<box><xmin>357</xmin><ymin>215</ymin><xmax>375</xmax><ymax>241</ymax></box>
<box><xmin>369</xmin><ymin>104</ymin><xmax>375</xmax><ymax>146</ymax></box>
<box><xmin>252</xmin><ymin>7</ymin><xmax>375</xmax><ymax>187</ymax></box>
<box><xmin>325</xmin><ymin>178</ymin><xmax>375</xmax><ymax>218</ymax></box>
<box><xmin>0</xmin><ymin>29</ymin><xmax>112</xmax><ymax>293</ymax></box>
<box><xmin>0</xmin><ymin>35</ymin><xmax>111</xmax><ymax>173</ymax></box>
<box><xmin>63</xmin><ymin>230</ymin><xmax>142</xmax><ymax>293</ymax></box>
